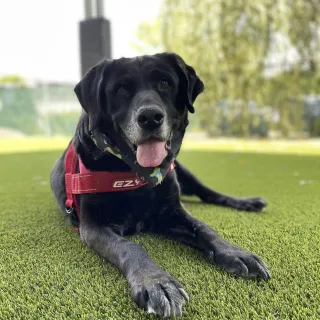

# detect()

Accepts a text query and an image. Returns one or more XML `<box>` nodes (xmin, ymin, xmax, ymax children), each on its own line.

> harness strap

<box><xmin>71</xmin><ymin>171</ymin><xmax>149</xmax><ymax>194</ymax></box>
<box><xmin>65</xmin><ymin>143</ymin><xmax>77</xmax><ymax>209</ymax></box>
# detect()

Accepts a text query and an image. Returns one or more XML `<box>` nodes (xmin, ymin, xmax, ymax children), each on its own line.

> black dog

<box><xmin>50</xmin><ymin>53</ymin><xmax>270</xmax><ymax>317</ymax></box>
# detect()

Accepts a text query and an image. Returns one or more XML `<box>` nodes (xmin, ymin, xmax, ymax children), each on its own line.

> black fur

<box><xmin>50</xmin><ymin>53</ymin><xmax>269</xmax><ymax>318</ymax></box>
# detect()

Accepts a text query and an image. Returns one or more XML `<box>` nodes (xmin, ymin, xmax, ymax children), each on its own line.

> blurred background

<box><xmin>0</xmin><ymin>0</ymin><xmax>319</xmax><ymax>140</ymax></box>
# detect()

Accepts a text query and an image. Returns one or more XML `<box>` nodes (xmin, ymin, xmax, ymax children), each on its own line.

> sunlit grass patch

<box><xmin>1</xmin><ymin>136</ymin><xmax>320</xmax><ymax>155</ymax></box>
<box><xmin>182</xmin><ymin>138</ymin><xmax>320</xmax><ymax>155</ymax></box>
<box><xmin>0</xmin><ymin>137</ymin><xmax>71</xmax><ymax>154</ymax></box>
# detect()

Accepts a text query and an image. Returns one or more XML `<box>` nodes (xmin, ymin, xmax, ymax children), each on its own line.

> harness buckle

<box><xmin>135</xmin><ymin>172</ymin><xmax>145</xmax><ymax>182</ymax></box>
<box><xmin>65</xmin><ymin>205</ymin><xmax>80</xmax><ymax>229</ymax></box>
<box><xmin>65</xmin><ymin>206</ymin><xmax>73</xmax><ymax>215</ymax></box>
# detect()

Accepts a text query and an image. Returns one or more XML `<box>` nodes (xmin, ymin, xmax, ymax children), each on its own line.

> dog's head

<box><xmin>74</xmin><ymin>53</ymin><xmax>204</xmax><ymax>168</ymax></box>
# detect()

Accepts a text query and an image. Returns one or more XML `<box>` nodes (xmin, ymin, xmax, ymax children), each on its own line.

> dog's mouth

<box><xmin>133</xmin><ymin>139</ymin><xmax>171</xmax><ymax>168</ymax></box>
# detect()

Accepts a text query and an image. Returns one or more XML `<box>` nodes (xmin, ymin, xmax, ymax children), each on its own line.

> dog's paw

<box><xmin>131</xmin><ymin>274</ymin><xmax>188</xmax><ymax>317</ymax></box>
<box><xmin>211</xmin><ymin>245</ymin><xmax>271</xmax><ymax>280</ymax></box>
<box><xmin>237</xmin><ymin>197</ymin><xmax>267</xmax><ymax>212</ymax></box>
<box><xmin>202</xmin><ymin>194</ymin><xmax>267</xmax><ymax>212</ymax></box>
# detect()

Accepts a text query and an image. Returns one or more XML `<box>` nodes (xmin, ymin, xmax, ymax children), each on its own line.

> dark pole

<box><xmin>79</xmin><ymin>0</ymin><xmax>112</xmax><ymax>77</ymax></box>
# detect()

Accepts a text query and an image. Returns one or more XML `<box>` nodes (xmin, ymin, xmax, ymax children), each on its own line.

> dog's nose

<box><xmin>137</xmin><ymin>106</ymin><xmax>164</xmax><ymax>130</ymax></box>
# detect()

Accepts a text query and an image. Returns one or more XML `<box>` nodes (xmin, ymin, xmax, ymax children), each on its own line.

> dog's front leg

<box><xmin>80</xmin><ymin>222</ymin><xmax>188</xmax><ymax>317</ymax></box>
<box><xmin>153</xmin><ymin>204</ymin><xmax>270</xmax><ymax>279</ymax></box>
<box><xmin>175</xmin><ymin>161</ymin><xmax>267</xmax><ymax>212</ymax></box>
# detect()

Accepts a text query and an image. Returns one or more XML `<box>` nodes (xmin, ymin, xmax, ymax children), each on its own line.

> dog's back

<box><xmin>50</xmin><ymin>145</ymin><xmax>69</xmax><ymax>212</ymax></box>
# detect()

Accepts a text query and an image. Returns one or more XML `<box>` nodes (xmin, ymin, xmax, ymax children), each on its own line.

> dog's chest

<box><xmin>80</xmin><ymin>172</ymin><xmax>179</xmax><ymax>236</ymax></box>
<box><xmin>82</xmin><ymin>187</ymin><xmax>169</xmax><ymax>232</ymax></box>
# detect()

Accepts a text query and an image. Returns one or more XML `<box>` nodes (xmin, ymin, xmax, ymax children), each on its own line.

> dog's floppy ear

<box><xmin>163</xmin><ymin>53</ymin><xmax>204</xmax><ymax>113</ymax></box>
<box><xmin>74</xmin><ymin>60</ymin><xmax>110</xmax><ymax>130</ymax></box>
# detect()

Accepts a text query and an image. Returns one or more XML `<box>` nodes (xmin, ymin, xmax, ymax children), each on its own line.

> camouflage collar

<box><xmin>90</xmin><ymin>129</ymin><xmax>175</xmax><ymax>188</ymax></box>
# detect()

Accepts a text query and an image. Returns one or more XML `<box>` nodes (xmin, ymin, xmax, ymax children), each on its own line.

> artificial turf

<box><xmin>0</xmin><ymin>143</ymin><xmax>319</xmax><ymax>319</ymax></box>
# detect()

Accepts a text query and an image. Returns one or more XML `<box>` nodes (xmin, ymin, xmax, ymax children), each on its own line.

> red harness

<box><xmin>64</xmin><ymin>142</ymin><xmax>175</xmax><ymax>231</ymax></box>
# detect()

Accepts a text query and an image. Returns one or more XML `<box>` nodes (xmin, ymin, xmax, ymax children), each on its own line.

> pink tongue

<box><xmin>136</xmin><ymin>139</ymin><xmax>167</xmax><ymax>167</ymax></box>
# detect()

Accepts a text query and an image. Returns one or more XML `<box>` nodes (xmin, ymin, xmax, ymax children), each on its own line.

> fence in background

<box><xmin>0</xmin><ymin>84</ymin><xmax>319</xmax><ymax>138</ymax></box>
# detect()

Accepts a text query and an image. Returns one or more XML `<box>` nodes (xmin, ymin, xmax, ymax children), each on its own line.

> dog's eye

<box><xmin>159</xmin><ymin>79</ymin><xmax>169</xmax><ymax>90</ymax></box>
<box><xmin>116</xmin><ymin>86</ymin><xmax>128</xmax><ymax>96</ymax></box>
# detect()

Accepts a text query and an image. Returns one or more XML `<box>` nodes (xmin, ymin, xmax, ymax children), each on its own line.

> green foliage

<box><xmin>0</xmin><ymin>74</ymin><xmax>27</xmax><ymax>86</ymax></box>
<box><xmin>135</xmin><ymin>0</ymin><xmax>320</xmax><ymax>137</ymax></box>
<box><xmin>309</xmin><ymin>117</ymin><xmax>320</xmax><ymax>136</ymax></box>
